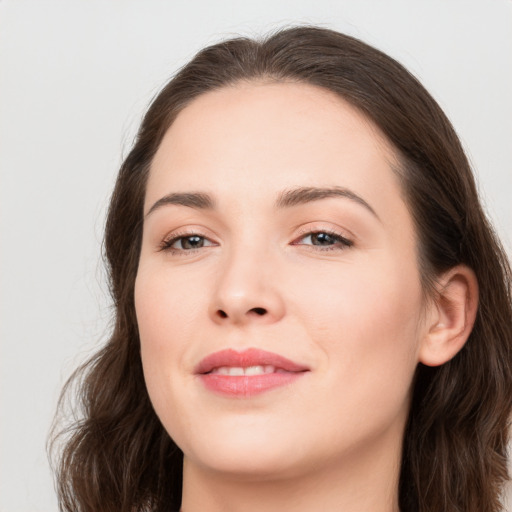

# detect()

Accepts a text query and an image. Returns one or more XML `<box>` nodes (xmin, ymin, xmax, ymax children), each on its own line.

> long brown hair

<box><xmin>50</xmin><ymin>26</ymin><xmax>512</xmax><ymax>512</ymax></box>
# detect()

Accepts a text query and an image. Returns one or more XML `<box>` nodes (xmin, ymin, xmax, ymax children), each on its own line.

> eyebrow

<box><xmin>275</xmin><ymin>186</ymin><xmax>379</xmax><ymax>219</ymax></box>
<box><xmin>145</xmin><ymin>186</ymin><xmax>379</xmax><ymax>220</ymax></box>
<box><xmin>146</xmin><ymin>192</ymin><xmax>215</xmax><ymax>217</ymax></box>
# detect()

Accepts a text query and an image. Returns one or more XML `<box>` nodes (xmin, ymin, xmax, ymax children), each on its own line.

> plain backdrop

<box><xmin>1</xmin><ymin>1</ymin><xmax>511</xmax><ymax>511</ymax></box>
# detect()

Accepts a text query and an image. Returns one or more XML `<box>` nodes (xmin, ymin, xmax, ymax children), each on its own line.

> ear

<box><xmin>419</xmin><ymin>265</ymin><xmax>479</xmax><ymax>367</ymax></box>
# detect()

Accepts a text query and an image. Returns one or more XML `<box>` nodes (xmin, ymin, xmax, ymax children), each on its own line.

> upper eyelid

<box><xmin>159</xmin><ymin>230</ymin><xmax>217</xmax><ymax>250</ymax></box>
<box><xmin>292</xmin><ymin>223</ymin><xmax>356</xmax><ymax>244</ymax></box>
<box><xmin>160</xmin><ymin>226</ymin><xmax>350</xmax><ymax>241</ymax></box>
<box><xmin>161</xmin><ymin>226</ymin><xmax>218</xmax><ymax>243</ymax></box>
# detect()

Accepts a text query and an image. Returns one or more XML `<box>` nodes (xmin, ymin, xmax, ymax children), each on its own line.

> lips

<box><xmin>195</xmin><ymin>348</ymin><xmax>309</xmax><ymax>374</ymax></box>
<box><xmin>195</xmin><ymin>348</ymin><xmax>310</xmax><ymax>397</ymax></box>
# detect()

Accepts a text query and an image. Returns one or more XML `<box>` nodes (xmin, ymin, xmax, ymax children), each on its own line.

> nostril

<box><xmin>214</xmin><ymin>307</ymin><xmax>268</xmax><ymax>320</ymax></box>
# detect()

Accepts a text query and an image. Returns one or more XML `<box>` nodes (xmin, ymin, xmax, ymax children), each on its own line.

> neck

<box><xmin>180</xmin><ymin>431</ymin><xmax>402</xmax><ymax>512</ymax></box>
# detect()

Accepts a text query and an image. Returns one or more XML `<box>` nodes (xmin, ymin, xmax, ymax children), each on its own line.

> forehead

<box><xmin>147</xmin><ymin>81</ymin><xmax>405</xmax><ymax>222</ymax></box>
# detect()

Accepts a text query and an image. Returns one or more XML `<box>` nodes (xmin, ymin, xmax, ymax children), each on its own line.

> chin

<box><xmin>189</xmin><ymin>448</ymin><xmax>303</xmax><ymax>481</ymax></box>
<box><xmin>179</xmin><ymin>421</ymin><xmax>308</xmax><ymax>480</ymax></box>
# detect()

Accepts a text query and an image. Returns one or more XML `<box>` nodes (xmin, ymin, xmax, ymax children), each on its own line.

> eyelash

<box><xmin>159</xmin><ymin>231</ymin><xmax>215</xmax><ymax>255</ymax></box>
<box><xmin>292</xmin><ymin>228</ymin><xmax>354</xmax><ymax>252</ymax></box>
<box><xmin>159</xmin><ymin>228</ymin><xmax>353</xmax><ymax>255</ymax></box>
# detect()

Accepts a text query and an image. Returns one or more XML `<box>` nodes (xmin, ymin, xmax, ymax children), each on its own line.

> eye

<box><xmin>293</xmin><ymin>230</ymin><xmax>353</xmax><ymax>251</ymax></box>
<box><xmin>160</xmin><ymin>233</ymin><xmax>216</xmax><ymax>253</ymax></box>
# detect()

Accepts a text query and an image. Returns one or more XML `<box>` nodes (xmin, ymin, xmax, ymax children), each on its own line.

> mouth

<box><xmin>208</xmin><ymin>365</ymin><xmax>289</xmax><ymax>376</ymax></box>
<box><xmin>195</xmin><ymin>348</ymin><xmax>310</xmax><ymax>397</ymax></box>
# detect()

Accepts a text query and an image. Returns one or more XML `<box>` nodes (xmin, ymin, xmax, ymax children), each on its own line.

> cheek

<box><xmin>135</xmin><ymin>263</ymin><xmax>207</xmax><ymax>349</ymax></box>
<box><xmin>298</xmin><ymin>255</ymin><xmax>422</xmax><ymax>334</ymax></box>
<box><xmin>135</xmin><ymin>268</ymin><xmax>192</xmax><ymax>404</ymax></box>
<box><xmin>134</xmin><ymin>261</ymin><xmax>219</xmax><ymax>413</ymax></box>
<box><xmin>293</xmin><ymin>254</ymin><xmax>423</xmax><ymax>398</ymax></box>
<box><xmin>295</xmin><ymin>263</ymin><xmax>422</xmax><ymax>449</ymax></box>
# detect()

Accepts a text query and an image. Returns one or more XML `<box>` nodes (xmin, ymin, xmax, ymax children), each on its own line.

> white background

<box><xmin>1</xmin><ymin>1</ymin><xmax>511</xmax><ymax>511</ymax></box>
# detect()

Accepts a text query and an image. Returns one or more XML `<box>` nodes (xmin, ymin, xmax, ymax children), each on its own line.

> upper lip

<box><xmin>195</xmin><ymin>348</ymin><xmax>310</xmax><ymax>374</ymax></box>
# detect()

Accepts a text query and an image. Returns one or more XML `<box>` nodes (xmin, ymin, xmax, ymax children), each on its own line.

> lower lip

<box><xmin>198</xmin><ymin>372</ymin><xmax>307</xmax><ymax>397</ymax></box>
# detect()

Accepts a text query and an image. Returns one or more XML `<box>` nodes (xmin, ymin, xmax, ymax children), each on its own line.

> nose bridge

<box><xmin>210</xmin><ymin>236</ymin><xmax>285</xmax><ymax>325</ymax></box>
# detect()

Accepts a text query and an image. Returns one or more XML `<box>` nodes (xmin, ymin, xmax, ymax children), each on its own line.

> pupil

<box><xmin>312</xmin><ymin>233</ymin><xmax>334</xmax><ymax>245</ymax></box>
<box><xmin>183</xmin><ymin>236</ymin><xmax>203</xmax><ymax>249</ymax></box>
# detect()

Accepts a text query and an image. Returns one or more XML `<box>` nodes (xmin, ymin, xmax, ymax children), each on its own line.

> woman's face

<box><xmin>135</xmin><ymin>82</ymin><xmax>430</xmax><ymax>480</ymax></box>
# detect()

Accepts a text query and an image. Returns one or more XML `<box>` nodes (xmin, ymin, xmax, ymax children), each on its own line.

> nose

<box><xmin>209</xmin><ymin>245</ymin><xmax>286</xmax><ymax>326</ymax></box>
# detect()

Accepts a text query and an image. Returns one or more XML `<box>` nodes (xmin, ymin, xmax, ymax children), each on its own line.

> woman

<box><xmin>51</xmin><ymin>26</ymin><xmax>512</xmax><ymax>512</ymax></box>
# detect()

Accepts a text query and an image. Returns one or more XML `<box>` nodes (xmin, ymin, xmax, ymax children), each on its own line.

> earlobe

<box><xmin>419</xmin><ymin>265</ymin><xmax>479</xmax><ymax>367</ymax></box>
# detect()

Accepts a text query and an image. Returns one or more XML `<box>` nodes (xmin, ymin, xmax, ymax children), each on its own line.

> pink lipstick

<box><xmin>195</xmin><ymin>348</ymin><xmax>309</xmax><ymax>397</ymax></box>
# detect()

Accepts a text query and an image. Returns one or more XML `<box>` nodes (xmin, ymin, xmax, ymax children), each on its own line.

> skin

<box><xmin>134</xmin><ymin>82</ymin><xmax>478</xmax><ymax>512</ymax></box>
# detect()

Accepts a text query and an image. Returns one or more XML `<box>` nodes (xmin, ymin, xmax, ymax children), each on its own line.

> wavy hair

<box><xmin>50</xmin><ymin>26</ymin><xmax>512</xmax><ymax>512</ymax></box>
